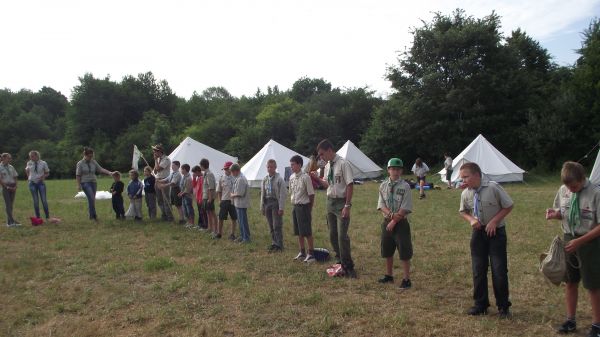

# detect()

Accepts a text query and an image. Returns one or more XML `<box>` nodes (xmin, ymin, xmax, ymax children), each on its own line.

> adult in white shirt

<box><xmin>25</xmin><ymin>150</ymin><xmax>50</xmax><ymax>219</ymax></box>
<box><xmin>411</xmin><ymin>158</ymin><xmax>430</xmax><ymax>200</ymax></box>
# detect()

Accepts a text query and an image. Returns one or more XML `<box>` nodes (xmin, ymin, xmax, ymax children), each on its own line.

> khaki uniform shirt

<box><xmin>324</xmin><ymin>154</ymin><xmax>354</xmax><ymax>199</ymax></box>
<box><xmin>459</xmin><ymin>181</ymin><xmax>513</xmax><ymax>228</ymax></box>
<box><xmin>444</xmin><ymin>157</ymin><xmax>453</xmax><ymax>170</ymax></box>
<box><xmin>232</xmin><ymin>175</ymin><xmax>250</xmax><ymax>208</ymax></box>
<box><xmin>411</xmin><ymin>163</ymin><xmax>430</xmax><ymax>177</ymax></box>
<box><xmin>0</xmin><ymin>163</ymin><xmax>18</xmax><ymax>187</ymax></box>
<box><xmin>217</xmin><ymin>175</ymin><xmax>234</xmax><ymax>201</ymax></box>
<box><xmin>553</xmin><ymin>180</ymin><xmax>600</xmax><ymax>236</ymax></box>
<box><xmin>202</xmin><ymin>169</ymin><xmax>216</xmax><ymax>200</ymax></box>
<box><xmin>180</xmin><ymin>173</ymin><xmax>193</xmax><ymax>196</ymax></box>
<box><xmin>260</xmin><ymin>173</ymin><xmax>287</xmax><ymax>211</ymax></box>
<box><xmin>155</xmin><ymin>155</ymin><xmax>171</xmax><ymax>179</ymax></box>
<box><xmin>76</xmin><ymin>159</ymin><xmax>104</xmax><ymax>183</ymax></box>
<box><xmin>26</xmin><ymin>160</ymin><xmax>50</xmax><ymax>183</ymax></box>
<box><xmin>377</xmin><ymin>178</ymin><xmax>412</xmax><ymax>215</ymax></box>
<box><xmin>289</xmin><ymin>172</ymin><xmax>314</xmax><ymax>205</ymax></box>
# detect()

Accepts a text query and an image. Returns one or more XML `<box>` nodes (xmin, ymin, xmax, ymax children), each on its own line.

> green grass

<box><xmin>0</xmin><ymin>175</ymin><xmax>592</xmax><ymax>336</ymax></box>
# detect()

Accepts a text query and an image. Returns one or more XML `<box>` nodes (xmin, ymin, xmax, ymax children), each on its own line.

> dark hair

<box><xmin>230</xmin><ymin>163</ymin><xmax>241</xmax><ymax>172</ymax></box>
<box><xmin>290</xmin><ymin>155</ymin><xmax>303</xmax><ymax>166</ymax></box>
<box><xmin>459</xmin><ymin>162</ymin><xmax>482</xmax><ymax>177</ymax></box>
<box><xmin>83</xmin><ymin>147</ymin><xmax>94</xmax><ymax>156</ymax></box>
<box><xmin>181</xmin><ymin>164</ymin><xmax>190</xmax><ymax>172</ymax></box>
<box><xmin>561</xmin><ymin>161</ymin><xmax>586</xmax><ymax>185</ymax></box>
<box><xmin>200</xmin><ymin>158</ymin><xmax>209</xmax><ymax>169</ymax></box>
<box><xmin>112</xmin><ymin>171</ymin><xmax>121</xmax><ymax>177</ymax></box>
<box><xmin>191</xmin><ymin>165</ymin><xmax>202</xmax><ymax>173</ymax></box>
<box><xmin>172</xmin><ymin>161</ymin><xmax>180</xmax><ymax>167</ymax></box>
<box><xmin>317</xmin><ymin>139</ymin><xmax>334</xmax><ymax>151</ymax></box>
<box><xmin>128</xmin><ymin>169</ymin><xmax>138</xmax><ymax>178</ymax></box>
<box><xmin>415</xmin><ymin>158</ymin><xmax>423</xmax><ymax>167</ymax></box>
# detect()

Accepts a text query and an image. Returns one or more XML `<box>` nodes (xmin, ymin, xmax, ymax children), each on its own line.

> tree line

<box><xmin>1</xmin><ymin>10</ymin><xmax>599</xmax><ymax>178</ymax></box>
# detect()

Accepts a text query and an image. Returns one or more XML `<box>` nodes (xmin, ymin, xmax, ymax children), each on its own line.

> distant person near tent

<box><xmin>25</xmin><ymin>150</ymin><xmax>50</xmax><ymax>219</ymax></box>
<box><xmin>142</xmin><ymin>166</ymin><xmax>157</xmax><ymax>219</ymax></box>
<box><xmin>289</xmin><ymin>155</ymin><xmax>316</xmax><ymax>262</ymax></box>
<box><xmin>411</xmin><ymin>158</ymin><xmax>430</xmax><ymax>199</ymax></box>
<box><xmin>260</xmin><ymin>159</ymin><xmax>287</xmax><ymax>252</ymax></box>
<box><xmin>75</xmin><ymin>147</ymin><xmax>115</xmax><ymax>221</ymax></box>
<box><xmin>200</xmin><ymin>158</ymin><xmax>218</xmax><ymax>238</ymax></box>
<box><xmin>216</xmin><ymin>161</ymin><xmax>237</xmax><ymax>240</ymax></box>
<box><xmin>444</xmin><ymin>153</ymin><xmax>453</xmax><ymax>189</ymax></box>
<box><xmin>230</xmin><ymin>164</ymin><xmax>251</xmax><ymax>243</ymax></box>
<box><xmin>546</xmin><ymin>162</ymin><xmax>600</xmax><ymax>336</ymax></box>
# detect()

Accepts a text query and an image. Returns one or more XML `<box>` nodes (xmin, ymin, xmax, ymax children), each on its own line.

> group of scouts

<box><xmin>2</xmin><ymin>138</ymin><xmax>600</xmax><ymax>336</ymax></box>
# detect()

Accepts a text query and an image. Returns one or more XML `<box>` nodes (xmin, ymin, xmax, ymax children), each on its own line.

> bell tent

<box><xmin>590</xmin><ymin>147</ymin><xmax>600</xmax><ymax>185</ymax></box>
<box><xmin>241</xmin><ymin>139</ymin><xmax>309</xmax><ymax>188</ymax></box>
<box><xmin>438</xmin><ymin>134</ymin><xmax>525</xmax><ymax>183</ymax></box>
<box><xmin>336</xmin><ymin>140</ymin><xmax>382</xmax><ymax>179</ymax></box>
<box><xmin>168</xmin><ymin>137</ymin><xmax>238</xmax><ymax>178</ymax></box>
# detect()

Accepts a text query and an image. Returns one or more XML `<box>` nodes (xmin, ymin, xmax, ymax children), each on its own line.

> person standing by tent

<box><xmin>411</xmin><ymin>158</ymin><xmax>430</xmax><ymax>199</ymax></box>
<box><xmin>260</xmin><ymin>159</ymin><xmax>287</xmax><ymax>252</ymax></box>
<box><xmin>230</xmin><ymin>164</ymin><xmax>251</xmax><ymax>243</ymax></box>
<box><xmin>191</xmin><ymin>165</ymin><xmax>207</xmax><ymax>230</ymax></box>
<box><xmin>1</xmin><ymin>153</ymin><xmax>20</xmax><ymax>227</ymax></box>
<box><xmin>444</xmin><ymin>153</ymin><xmax>453</xmax><ymax>189</ymax></box>
<box><xmin>152</xmin><ymin>144</ymin><xmax>174</xmax><ymax>222</ymax></box>
<box><xmin>289</xmin><ymin>155</ymin><xmax>316</xmax><ymax>262</ymax></box>
<box><xmin>25</xmin><ymin>150</ymin><xmax>50</xmax><ymax>219</ymax></box>
<box><xmin>459</xmin><ymin>162</ymin><xmax>513</xmax><ymax>318</ymax></box>
<box><xmin>217</xmin><ymin>161</ymin><xmax>237</xmax><ymax>240</ymax></box>
<box><xmin>312</xmin><ymin>139</ymin><xmax>357</xmax><ymax>278</ymax></box>
<box><xmin>142</xmin><ymin>166</ymin><xmax>157</xmax><ymax>219</ymax></box>
<box><xmin>546</xmin><ymin>161</ymin><xmax>600</xmax><ymax>336</ymax></box>
<box><xmin>75</xmin><ymin>147</ymin><xmax>114</xmax><ymax>221</ymax></box>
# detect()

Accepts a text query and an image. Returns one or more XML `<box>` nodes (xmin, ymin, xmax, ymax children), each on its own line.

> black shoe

<box><xmin>467</xmin><ymin>306</ymin><xmax>488</xmax><ymax>316</ymax></box>
<box><xmin>344</xmin><ymin>268</ymin><xmax>357</xmax><ymax>279</ymax></box>
<box><xmin>557</xmin><ymin>320</ymin><xmax>576</xmax><ymax>334</ymax></box>
<box><xmin>399</xmin><ymin>279</ymin><xmax>412</xmax><ymax>290</ymax></box>
<box><xmin>268</xmin><ymin>244</ymin><xmax>282</xmax><ymax>253</ymax></box>
<box><xmin>587</xmin><ymin>325</ymin><xmax>600</xmax><ymax>337</ymax></box>
<box><xmin>378</xmin><ymin>275</ymin><xmax>394</xmax><ymax>283</ymax></box>
<box><xmin>497</xmin><ymin>307</ymin><xmax>511</xmax><ymax>319</ymax></box>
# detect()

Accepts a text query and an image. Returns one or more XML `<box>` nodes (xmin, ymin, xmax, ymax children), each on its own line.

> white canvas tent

<box><xmin>241</xmin><ymin>139</ymin><xmax>309</xmax><ymax>188</ymax></box>
<box><xmin>168</xmin><ymin>137</ymin><xmax>238</xmax><ymax>178</ymax></box>
<box><xmin>337</xmin><ymin>140</ymin><xmax>382</xmax><ymax>179</ymax></box>
<box><xmin>590</xmin><ymin>147</ymin><xmax>600</xmax><ymax>185</ymax></box>
<box><xmin>439</xmin><ymin>134</ymin><xmax>525</xmax><ymax>183</ymax></box>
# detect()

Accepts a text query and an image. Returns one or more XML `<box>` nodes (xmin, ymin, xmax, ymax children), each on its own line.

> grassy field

<box><xmin>0</xmin><ymin>174</ymin><xmax>593</xmax><ymax>337</ymax></box>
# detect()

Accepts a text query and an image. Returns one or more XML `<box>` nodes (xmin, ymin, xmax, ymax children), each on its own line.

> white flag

<box><xmin>132</xmin><ymin>145</ymin><xmax>143</xmax><ymax>170</ymax></box>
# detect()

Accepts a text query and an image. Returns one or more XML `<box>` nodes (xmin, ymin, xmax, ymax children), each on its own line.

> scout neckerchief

<box><xmin>34</xmin><ymin>160</ymin><xmax>39</xmax><ymax>173</ymax></box>
<box><xmin>387</xmin><ymin>178</ymin><xmax>400</xmax><ymax>213</ymax></box>
<box><xmin>327</xmin><ymin>160</ymin><xmax>334</xmax><ymax>185</ymax></box>
<box><xmin>473</xmin><ymin>186</ymin><xmax>483</xmax><ymax>221</ymax></box>
<box><xmin>267</xmin><ymin>174</ymin><xmax>273</xmax><ymax>197</ymax></box>
<box><xmin>85</xmin><ymin>160</ymin><xmax>92</xmax><ymax>174</ymax></box>
<box><xmin>568</xmin><ymin>191</ymin><xmax>581</xmax><ymax>235</ymax></box>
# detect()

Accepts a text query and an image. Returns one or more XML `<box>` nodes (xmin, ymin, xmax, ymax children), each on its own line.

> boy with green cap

<box><xmin>377</xmin><ymin>157</ymin><xmax>413</xmax><ymax>289</ymax></box>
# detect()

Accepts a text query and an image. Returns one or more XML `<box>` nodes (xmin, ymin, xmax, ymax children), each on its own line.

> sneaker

<box><xmin>497</xmin><ymin>307</ymin><xmax>511</xmax><ymax>319</ymax></box>
<box><xmin>587</xmin><ymin>325</ymin><xmax>600</xmax><ymax>337</ymax></box>
<box><xmin>228</xmin><ymin>234</ymin><xmax>236</xmax><ymax>241</ymax></box>
<box><xmin>293</xmin><ymin>252</ymin><xmax>306</xmax><ymax>260</ymax></box>
<box><xmin>466</xmin><ymin>306</ymin><xmax>488</xmax><ymax>316</ymax></box>
<box><xmin>234</xmin><ymin>237</ymin><xmax>244</xmax><ymax>243</ymax></box>
<box><xmin>399</xmin><ymin>278</ymin><xmax>412</xmax><ymax>290</ymax></box>
<box><xmin>557</xmin><ymin>320</ymin><xmax>577</xmax><ymax>334</ymax></box>
<box><xmin>303</xmin><ymin>254</ymin><xmax>316</xmax><ymax>263</ymax></box>
<box><xmin>214</xmin><ymin>233</ymin><xmax>222</xmax><ymax>239</ymax></box>
<box><xmin>378</xmin><ymin>275</ymin><xmax>394</xmax><ymax>283</ymax></box>
<box><xmin>419</xmin><ymin>194</ymin><xmax>425</xmax><ymax>200</ymax></box>
<box><xmin>6</xmin><ymin>223</ymin><xmax>15</xmax><ymax>227</ymax></box>
<box><xmin>268</xmin><ymin>244</ymin><xmax>281</xmax><ymax>252</ymax></box>
<box><xmin>13</xmin><ymin>222</ymin><xmax>22</xmax><ymax>227</ymax></box>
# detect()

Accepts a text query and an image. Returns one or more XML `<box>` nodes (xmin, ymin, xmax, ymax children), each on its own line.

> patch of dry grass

<box><xmin>0</xmin><ymin>175</ymin><xmax>592</xmax><ymax>336</ymax></box>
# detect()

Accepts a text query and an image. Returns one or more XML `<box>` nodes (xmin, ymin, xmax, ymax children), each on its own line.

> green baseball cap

<box><xmin>387</xmin><ymin>158</ymin><xmax>403</xmax><ymax>168</ymax></box>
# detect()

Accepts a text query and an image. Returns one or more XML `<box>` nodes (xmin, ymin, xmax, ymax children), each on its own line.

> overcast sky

<box><xmin>1</xmin><ymin>0</ymin><xmax>598</xmax><ymax>100</ymax></box>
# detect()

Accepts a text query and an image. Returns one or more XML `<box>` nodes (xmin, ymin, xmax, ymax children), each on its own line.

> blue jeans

<box><xmin>80</xmin><ymin>182</ymin><xmax>97</xmax><ymax>219</ymax></box>
<box><xmin>29</xmin><ymin>181</ymin><xmax>49</xmax><ymax>218</ymax></box>
<box><xmin>236</xmin><ymin>207</ymin><xmax>250</xmax><ymax>242</ymax></box>
<box><xmin>182</xmin><ymin>196</ymin><xmax>195</xmax><ymax>221</ymax></box>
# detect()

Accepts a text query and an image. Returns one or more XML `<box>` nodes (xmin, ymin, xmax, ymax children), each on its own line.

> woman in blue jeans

<box><xmin>25</xmin><ymin>150</ymin><xmax>50</xmax><ymax>219</ymax></box>
<box><xmin>75</xmin><ymin>147</ymin><xmax>114</xmax><ymax>220</ymax></box>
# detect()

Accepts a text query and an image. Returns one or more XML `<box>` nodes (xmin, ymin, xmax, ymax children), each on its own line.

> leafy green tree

<box><xmin>290</xmin><ymin>77</ymin><xmax>332</xmax><ymax>103</ymax></box>
<box><xmin>295</xmin><ymin>111</ymin><xmax>338</xmax><ymax>155</ymax></box>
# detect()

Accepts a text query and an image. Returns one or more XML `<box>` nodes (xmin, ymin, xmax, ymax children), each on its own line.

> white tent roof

<box><xmin>438</xmin><ymin>134</ymin><xmax>525</xmax><ymax>183</ymax></box>
<box><xmin>241</xmin><ymin>139</ymin><xmax>309</xmax><ymax>188</ymax></box>
<box><xmin>337</xmin><ymin>140</ymin><xmax>382</xmax><ymax>179</ymax></box>
<box><xmin>168</xmin><ymin>137</ymin><xmax>238</xmax><ymax>178</ymax></box>
<box><xmin>590</xmin><ymin>147</ymin><xmax>600</xmax><ymax>185</ymax></box>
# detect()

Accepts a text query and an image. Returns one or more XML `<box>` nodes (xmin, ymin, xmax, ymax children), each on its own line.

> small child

<box><xmin>191</xmin><ymin>165</ymin><xmax>207</xmax><ymax>229</ymax></box>
<box><xmin>110</xmin><ymin>171</ymin><xmax>125</xmax><ymax>219</ymax></box>
<box><xmin>377</xmin><ymin>158</ymin><xmax>413</xmax><ymax>290</ymax></box>
<box><xmin>289</xmin><ymin>155</ymin><xmax>315</xmax><ymax>261</ymax></box>
<box><xmin>127</xmin><ymin>169</ymin><xmax>144</xmax><ymax>220</ymax></box>
<box><xmin>143</xmin><ymin>166</ymin><xmax>157</xmax><ymax>218</ymax></box>
<box><xmin>178</xmin><ymin>164</ymin><xmax>195</xmax><ymax>227</ymax></box>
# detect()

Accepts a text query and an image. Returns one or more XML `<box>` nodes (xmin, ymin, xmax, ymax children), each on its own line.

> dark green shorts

<box><xmin>292</xmin><ymin>204</ymin><xmax>312</xmax><ymax>236</ymax></box>
<box><xmin>565</xmin><ymin>234</ymin><xmax>600</xmax><ymax>290</ymax></box>
<box><xmin>381</xmin><ymin>218</ymin><xmax>413</xmax><ymax>260</ymax></box>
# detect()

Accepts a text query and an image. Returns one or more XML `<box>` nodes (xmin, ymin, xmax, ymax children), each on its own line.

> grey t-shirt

<box><xmin>76</xmin><ymin>159</ymin><xmax>104</xmax><ymax>183</ymax></box>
